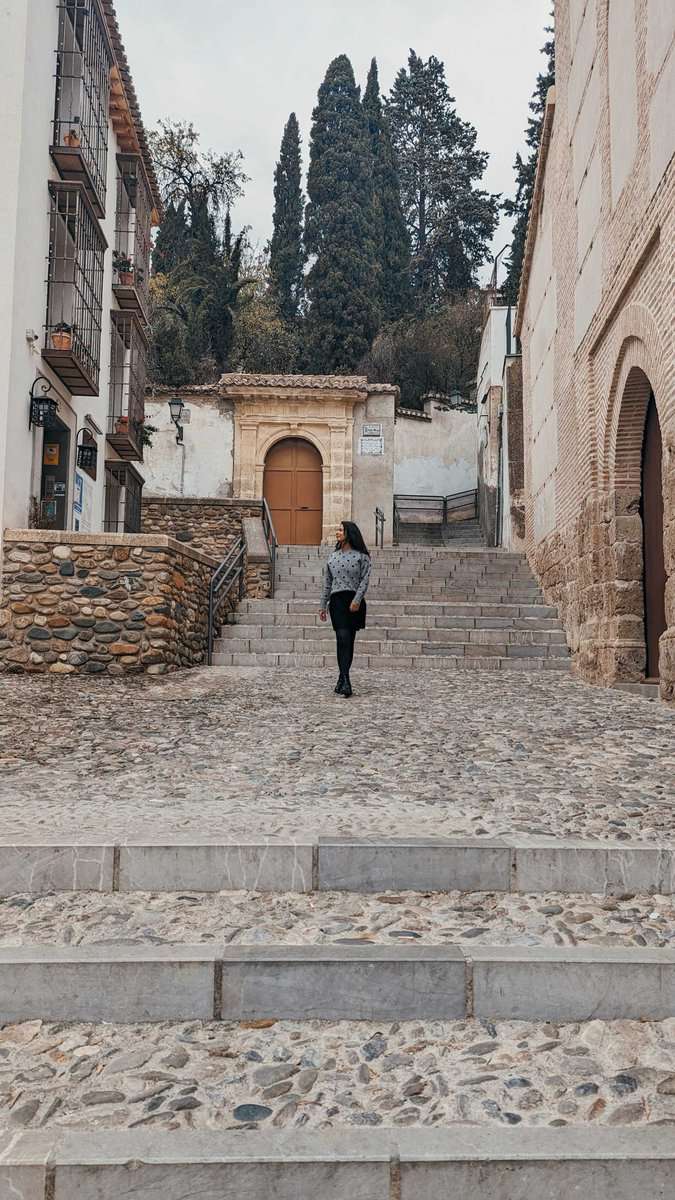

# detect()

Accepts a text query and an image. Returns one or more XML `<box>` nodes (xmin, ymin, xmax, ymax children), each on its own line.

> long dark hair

<box><xmin>339</xmin><ymin>520</ymin><xmax>370</xmax><ymax>556</ymax></box>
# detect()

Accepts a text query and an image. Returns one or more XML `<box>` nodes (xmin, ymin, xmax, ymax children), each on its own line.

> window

<box><xmin>43</xmin><ymin>182</ymin><xmax>106</xmax><ymax>395</ymax></box>
<box><xmin>107</xmin><ymin>311</ymin><xmax>148</xmax><ymax>459</ymax></box>
<box><xmin>52</xmin><ymin>0</ymin><xmax>112</xmax><ymax>215</ymax></box>
<box><xmin>104</xmin><ymin>463</ymin><xmax>143</xmax><ymax>533</ymax></box>
<box><xmin>113</xmin><ymin>156</ymin><xmax>153</xmax><ymax>320</ymax></box>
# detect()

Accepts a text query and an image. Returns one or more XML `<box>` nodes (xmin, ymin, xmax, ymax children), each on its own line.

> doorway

<box><xmin>263</xmin><ymin>438</ymin><xmax>323</xmax><ymax>544</ymax></box>
<box><xmin>40</xmin><ymin>418</ymin><xmax>71</xmax><ymax>530</ymax></box>
<box><xmin>641</xmin><ymin>394</ymin><xmax>666</xmax><ymax>679</ymax></box>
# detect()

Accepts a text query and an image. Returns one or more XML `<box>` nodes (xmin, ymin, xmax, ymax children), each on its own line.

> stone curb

<box><xmin>2</xmin><ymin>943</ymin><xmax>675</xmax><ymax>1023</ymax></box>
<box><xmin>1</xmin><ymin>837</ymin><xmax>674</xmax><ymax>896</ymax></box>
<box><xmin>3</xmin><ymin>1128</ymin><xmax>675</xmax><ymax>1199</ymax></box>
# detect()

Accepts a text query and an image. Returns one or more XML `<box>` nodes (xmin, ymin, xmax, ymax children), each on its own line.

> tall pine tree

<box><xmin>269</xmin><ymin>113</ymin><xmax>305</xmax><ymax>322</ymax></box>
<box><xmin>305</xmin><ymin>55</ymin><xmax>379</xmax><ymax>372</ymax></box>
<box><xmin>502</xmin><ymin>27</ymin><xmax>555</xmax><ymax>304</ymax></box>
<box><xmin>362</xmin><ymin>59</ymin><xmax>411</xmax><ymax>321</ymax></box>
<box><xmin>386</xmin><ymin>51</ymin><xmax>499</xmax><ymax>309</ymax></box>
<box><xmin>152</xmin><ymin>200</ymin><xmax>190</xmax><ymax>276</ymax></box>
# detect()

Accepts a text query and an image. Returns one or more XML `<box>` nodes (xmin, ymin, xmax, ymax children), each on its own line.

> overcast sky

<box><xmin>114</xmin><ymin>0</ymin><xmax>551</xmax><ymax>283</ymax></box>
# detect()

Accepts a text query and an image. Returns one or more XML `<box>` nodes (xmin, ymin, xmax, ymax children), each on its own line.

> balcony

<box><xmin>51</xmin><ymin>1</ymin><xmax>113</xmax><ymax>218</ymax></box>
<box><xmin>106</xmin><ymin>310</ymin><xmax>148</xmax><ymax>460</ymax></box>
<box><xmin>112</xmin><ymin>155</ymin><xmax>152</xmax><ymax>321</ymax></box>
<box><xmin>104</xmin><ymin>462</ymin><xmax>143</xmax><ymax>533</ymax></box>
<box><xmin>42</xmin><ymin>182</ymin><xmax>107</xmax><ymax>396</ymax></box>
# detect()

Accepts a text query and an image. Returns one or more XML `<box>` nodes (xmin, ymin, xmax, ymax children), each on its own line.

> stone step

<box><xmin>232</xmin><ymin>612</ymin><xmax>565</xmax><ymax>630</ymax></box>
<box><xmin>4</xmin><ymin>1089</ymin><xmax>675</xmax><ymax>1177</ymax></box>
<box><xmin>227</xmin><ymin>624</ymin><xmax>568</xmax><ymax>645</ymax></box>
<box><xmin>2</xmin><ymin>940</ymin><xmax>674</xmax><ymax>1022</ymax></box>
<box><xmin>240</xmin><ymin>598</ymin><xmax>559</xmax><ymax>617</ymax></box>
<box><xmin>4</xmin><ymin>836</ymin><xmax>672</xmax><ymax>896</ymax></box>
<box><xmin>215</xmin><ymin>637</ymin><xmax>569</xmax><ymax>660</ymax></box>
<box><xmin>212</xmin><ymin>650</ymin><xmax>571</xmax><ymax>671</ymax></box>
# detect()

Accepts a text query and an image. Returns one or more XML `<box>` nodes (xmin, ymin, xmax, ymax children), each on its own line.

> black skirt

<box><xmin>329</xmin><ymin>589</ymin><xmax>367</xmax><ymax>632</ymax></box>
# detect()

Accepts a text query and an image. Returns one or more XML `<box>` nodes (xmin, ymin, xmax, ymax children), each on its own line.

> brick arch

<box><xmin>601</xmin><ymin>304</ymin><xmax>667</xmax><ymax>489</ymax></box>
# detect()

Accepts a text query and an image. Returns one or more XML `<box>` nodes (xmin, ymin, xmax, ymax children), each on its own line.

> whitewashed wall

<box><xmin>394</xmin><ymin>403</ymin><xmax>477</xmax><ymax>497</ymax></box>
<box><xmin>142</xmin><ymin>394</ymin><xmax>235</xmax><ymax>498</ymax></box>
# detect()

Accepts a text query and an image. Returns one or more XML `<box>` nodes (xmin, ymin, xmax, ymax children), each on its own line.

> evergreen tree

<box><xmin>152</xmin><ymin>200</ymin><xmax>190</xmax><ymax>276</ymax></box>
<box><xmin>502</xmin><ymin>27</ymin><xmax>555</xmax><ymax>304</ymax></box>
<box><xmin>269</xmin><ymin>113</ymin><xmax>305</xmax><ymax>322</ymax></box>
<box><xmin>305</xmin><ymin>55</ymin><xmax>379</xmax><ymax>372</ymax></box>
<box><xmin>386</xmin><ymin>51</ymin><xmax>499</xmax><ymax>309</ymax></box>
<box><xmin>362</xmin><ymin>59</ymin><xmax>411</xmax><ymax>321</ymax></box>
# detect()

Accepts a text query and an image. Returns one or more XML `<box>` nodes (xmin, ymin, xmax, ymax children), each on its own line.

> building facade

<box><xmin>0</xmin><ymin>0</ymin><xmax>161</xmax><ymax>550</ymax></box>
<box><xmin>517</xmin><ymin>0</ymin><xmax>674</xmax><ymax>699</ymax></box>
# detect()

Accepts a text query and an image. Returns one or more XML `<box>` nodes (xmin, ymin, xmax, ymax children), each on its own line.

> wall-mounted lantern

<box><xmin>76</xmin><ymin>427</ymin><xmax>98</xmax><ymax>476</ymax></box>
<box><xmin>29</xmin><ymin>376</ymin><xmax>59</xmax><ymax>430</ymax></box>
<box><xmin>168</xmin><ymin>395</ymin><xmax>185</xmax><ymax>445</ymax></box>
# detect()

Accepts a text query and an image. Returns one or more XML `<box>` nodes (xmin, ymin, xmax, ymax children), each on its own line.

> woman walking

<box><xmin>319</xmin><ymin>521</ymin><xmax>371</xmax><ymax>697</ymax></box>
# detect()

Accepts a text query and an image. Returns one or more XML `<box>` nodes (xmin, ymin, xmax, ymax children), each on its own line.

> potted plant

<box><xmin>138</xmin><ymin>421</ymin><xmax>158</xmax><ymax>449</ymax></box>
<box><xmin>51</xmin><ymin>321</ymin><xmax>72</xmax><ymax>351</ymax></box>
<box><xmin>115</xmin><ymin>413</ymin><xmax>129</xmax><ymax>435</ymax></box>
<box><xmin>63</xmin><ymin>118</ymin><xmax>81</xmax><ymax>148</ymax></box>
<box><xmin>113</xmin><ymin>251</ymin><xmax>134</xmax><ymax>286</ymax></box>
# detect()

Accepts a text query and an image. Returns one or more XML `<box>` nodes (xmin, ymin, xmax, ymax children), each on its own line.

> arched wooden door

<box><xmin>263</xmin><ymin>438</ymin><xmax>323</xmax><ymax>545</ymax></box>
<box><xmin>641</xmin><ymin>396</ymin><xmax>667</xmax><ymax>679</ymax></box>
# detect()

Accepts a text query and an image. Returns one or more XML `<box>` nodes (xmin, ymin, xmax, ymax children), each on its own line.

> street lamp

<box><xmin>29</xmin><ymin>376</ymin><xmax>59</xmax><ymax>430</ymax></box>
<box><xmin>168</xmin><ymin>396</ymin><xmax>185</xmax><ymax>444</ymax></box>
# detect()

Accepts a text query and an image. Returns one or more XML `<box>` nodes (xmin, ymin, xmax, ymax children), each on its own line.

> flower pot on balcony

<box><xmin>115</xmin><ymin>415</ymin><xmax>129</xmax><ymax>435</ymax></box>
<box><xmin>63</xmin><ymin>130</ymin><xmax>81</xmax><ymax>148</ymax></box>
<box><xmin>118</xmin><ymin>270</ymin><xmax>134</xmax><ymax>286</ymax></box>
<box><xmin>51</xmin><ymin>329</ymin><xmax>72</xmax><ymax>351</ymax></box>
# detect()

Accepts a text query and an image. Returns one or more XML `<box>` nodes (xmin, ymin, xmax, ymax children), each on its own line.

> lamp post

<box><xmin>168</xmin><ymin>396</ymin><xmax>185</xmax><ymax>444</ymax></box>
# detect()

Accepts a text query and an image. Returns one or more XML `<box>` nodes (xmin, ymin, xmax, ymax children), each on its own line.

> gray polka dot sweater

<box><xmin>320</xmin><ymin>549</ymin><xmax>372</xmax><ymax>609</ymax></box>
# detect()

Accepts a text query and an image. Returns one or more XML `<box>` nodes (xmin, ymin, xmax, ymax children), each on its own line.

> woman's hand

<box><xmin>319</xmin><ymin>610</ymin><xmax>327</xmax><ymax>622</ymax></box>
<box><xmin>349</xmin><ymin>600</ymin><xmax>360</xmax><ymax>612</ymax></box>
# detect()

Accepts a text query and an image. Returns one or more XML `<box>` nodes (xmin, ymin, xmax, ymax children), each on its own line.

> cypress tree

<box><xmin>502</xmin><ymin>28</ymin><xmax>555</xmax><ymax>304</ymax></box>
<box><xmin>152</xmin><ymin>200</ymin><xmax>190</xmax><ymax>275</ymax></box>
<box><xmin>363</xmin><ymin>59</ymin><xmax>411</xmax><ymax>321</ymax></box>
<box><xmin>269</xmin><ymin>113</ymin><xmax>305</xmax><ymax>322</ymax></box>
<box><xmin>386</xmin><ymin>51</ymin><xmax>499</xmax><ymax>309</ymax></box>
<box><xmin>305</xmin><ymin>54</ymin><xmax>379</xmax><ymax>372</ymax></box>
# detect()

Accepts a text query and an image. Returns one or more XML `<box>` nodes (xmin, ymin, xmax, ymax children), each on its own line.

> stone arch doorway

<box><xmin>263</xmin><ymin>437</ymin><xmax>323</xmax><ymax>545</ymax></box>
<box><xmin>610</xmin><ymin>364</ymin><xmax>667</xmax><ymax>681</ymax></box>
<box><xmin>641</xmin><ymin>394</ymin><xmax>667</xmax><ymax>679</ymax></box>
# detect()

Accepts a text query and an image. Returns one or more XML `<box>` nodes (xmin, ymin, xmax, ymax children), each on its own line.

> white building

<box><xmin>475</xmin><ymin>304</ymin><xmax>524</xmax><ymax>549</ymax></box>
<box><xmin>0</xmin><ymin>0</ymin><xmax>161</xmax><ymax>550</ymax></box>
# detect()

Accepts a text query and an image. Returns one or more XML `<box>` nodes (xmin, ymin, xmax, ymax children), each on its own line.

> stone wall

<box><xmin>517</xmin><ymin>0</ymin><xmax>675</xmax><ymax>702</ymax></box>
<box><xmin>141</xmin><ymin>497</ymin><xmax>263</xmax><ymax>561</ymax></box>
<box><xmin>0</xmin><ymin>532</ymin><xmax>216</xmax><ymax>675</ymax></box>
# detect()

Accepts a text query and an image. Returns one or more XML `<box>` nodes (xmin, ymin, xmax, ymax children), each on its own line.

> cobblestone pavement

<box><xmin>2</xmin><ymin>1016</ymin><xmax>675</xmax><ymax>1132</ymax></box>
<box><xmin>3</xmin><ymin>889</ymin><xmax>675</xmax><ymax>949</ymax></box>
<box><xmin>0</xmin><ymin>667</ymin><xmax>673</xmax><ymax>843</ymax></box>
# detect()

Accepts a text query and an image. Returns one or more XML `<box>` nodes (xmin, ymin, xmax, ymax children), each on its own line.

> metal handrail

<box><xmin>261</xmin><ymin>497</ymin><xmax>277</xmax><ymax>598</ymax></box>
<box><xmin>207</xmin><ymin>536</ymin><xmax>246</xmax><ymax>664</ymax></box>
<box><xmin>374</xmin><ymin>506</ymin><xmax>385</xmax><ymax>548</ymax></box>
<box><xmin>393</xmin><ymin>489</ymin><xmax>478</xmax><ymax>543</ymax></box>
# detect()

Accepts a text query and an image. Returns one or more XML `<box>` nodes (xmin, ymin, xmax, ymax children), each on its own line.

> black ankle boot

<box><xmin>334</xmin><ymin>674</ymin><xmax>345</xmax><ymax>694</ymax></box>
<box><xmin>341</xmin><ymin>676</ymin><xmax>352</xmax><ymax>698</ymax></box>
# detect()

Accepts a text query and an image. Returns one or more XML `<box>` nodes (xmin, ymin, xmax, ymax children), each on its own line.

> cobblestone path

<box><xmin>0</xmin><ymin>666</ymin><xmax>673</xmax><ymax>842</ymax></box>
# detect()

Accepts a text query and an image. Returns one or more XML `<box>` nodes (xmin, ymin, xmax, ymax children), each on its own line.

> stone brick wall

<box><xmin>141</xmin><ymin>497</ymin><xmax>263</xmax><ymax>561</ymax></box>
<box><xmin>517</xmin><ymin>0</ymin><xmax>674</xmax><ymax>701</ymax></box>
<box><xmin>0</xmin><ymin>532</ymin><xmax>216</xmax><ymax>675</ymax></box>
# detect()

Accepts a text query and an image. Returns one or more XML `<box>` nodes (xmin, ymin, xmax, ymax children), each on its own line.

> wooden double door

<box><xmin>263</xmin><ymin>438</ymin><xmax>323</xmax><ymax>545</ymax></box>
<box><xmin>642</xmin><ymin>396</ymin><xmax>667</xmax><ymax>679</ymax></box>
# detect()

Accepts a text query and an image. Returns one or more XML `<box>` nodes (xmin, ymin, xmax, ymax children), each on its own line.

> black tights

<box><xmin>335</xmin><ymin>627</ymin><xmax>356</xmax><ymax>678</ymax></box>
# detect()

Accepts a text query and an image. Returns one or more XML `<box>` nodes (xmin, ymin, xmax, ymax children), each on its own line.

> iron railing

<box><xmin>374</xmin><ymin>506</ymin><xmax>385</xmax><ymax>548</ymax></box>
<box><xmin>44</xmin><ymin>181</ymin><xmax>106</xmax><ymax>394</ymax></box>
<box><xmin>393</xmin><ymin>490</ymin><xmax>478</xmax><ymax>543</ymax></box>
<box><xmin>114</xmin><ymin>155</ymin><xmax>152</xmax><ymax>319</ymax></box>
<box><xmin>261</xmin><ymin>497</ymin><xmax>277</xmax><ymax>598</ymax></box>
<box><xmin>207</xmin><ymin>537</ymin><xmax>246</xmax><ymax>664</ymax></box>
<box><xmin>103</xmin><ymin>462</ymin><xmax>143</xmax><ymax>532</ymax></box>
<box><xmin>53</xmin><ymin>0</ymin><xmax>112</xmax><ymax>212</ymax></box>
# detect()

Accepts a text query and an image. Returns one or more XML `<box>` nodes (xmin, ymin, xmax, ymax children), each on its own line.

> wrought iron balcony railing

<box><xmin>42</xmin><ymin>182</ymin><xmax>107</xmax><ymax>396</ymax></box>
<box><xmin>103</xmin><ymin>462</ymin><xmax>143</xmax><ymax>533</ymax></box>
<box><xmin>51</xmin><ymin>0</ymin><xmax>112</xmax><ymax>217</ymax></box>
<box><xmin>107</xmin><ymin>310</ymin><xmax>148</xmax><ymax>460</ymax></box>
<box><xmin>113</xmin><ymin>155</ymin><xmax>152</xmax><ymax>321</ymax></box>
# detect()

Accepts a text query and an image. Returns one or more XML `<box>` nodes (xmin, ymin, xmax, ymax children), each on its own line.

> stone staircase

<box><xmin>213</xmin><ymin>544</ymin><xmax>571</xmax><ymax>673</ymax></box>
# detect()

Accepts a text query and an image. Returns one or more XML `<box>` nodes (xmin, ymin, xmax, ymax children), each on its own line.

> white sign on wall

<box><xmin>73</xmin><ymin>469</ymin><xmax>94</xmax><ymax>532</ymax></box>
<box><xmin>362</xmin><ymin>422</ymin><xmax>382</xmax><ymax>437</ymax></box>
<box><xmin>359</xmin><ymin>436</ymin><xmax>384</xmax><ymax>456</ymax></box>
